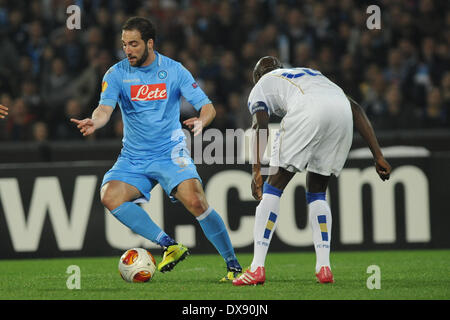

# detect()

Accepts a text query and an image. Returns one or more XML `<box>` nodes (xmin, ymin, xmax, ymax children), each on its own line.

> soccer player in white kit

<box><xmin>233</xmin><ymin>56</ymin><xmax>391</xmax><ymax>286</ymax></box>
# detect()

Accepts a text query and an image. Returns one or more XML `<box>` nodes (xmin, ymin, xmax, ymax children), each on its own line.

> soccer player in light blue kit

<box><xmin>71</xmin><ymin>17</ymin><xmax>242</xmax><ymax>282</ymax></box>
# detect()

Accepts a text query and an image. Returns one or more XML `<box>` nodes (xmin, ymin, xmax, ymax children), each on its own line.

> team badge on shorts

<box><xmin>175</xmin><ymin>157</ymin><xmax>187</xmax><ymax>168</ymax></box>
<box><xmin>158</xmin><ymin>70</ymin><xmax>168</xmax><ymax>79</ymax></box>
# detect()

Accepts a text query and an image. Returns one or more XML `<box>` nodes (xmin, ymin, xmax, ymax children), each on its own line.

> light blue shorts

<box><xmin>101</xmin><ymin>146</ymin><xmax>201</xmax><ymax>203</ymax></box>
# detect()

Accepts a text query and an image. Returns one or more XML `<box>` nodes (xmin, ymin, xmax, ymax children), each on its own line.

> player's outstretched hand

<box><xmin>251</xmin><ymin>171</ymin><xmax>263</xmax><ymax>201</ymax></box>
<box><xmin>0</xmin><ymin>104</ymin><xmax>8</xmax><ymax>119</ymax></box>
<box><xmin>375</xmin><ymin>156</ymin><xmax>391</xmax><ymax>181</ymax></box>
<box><xmin>183</xmin><ymin>117</ymin><xmax>203</xmax><ymax>136</ymax></box>
<box><xmin>70</xmin><ymin>118</ymin><xmax>96</xmax><ymax>136</ymax></box>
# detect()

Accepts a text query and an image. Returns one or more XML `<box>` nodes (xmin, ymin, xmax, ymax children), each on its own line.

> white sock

<box><xmin>250</xmin><ymin>192</ymin><xmax>281</xmax><ymax>272</ymax></box>
<box><xmin>309</xmin><ymin>199</ymin><xmax>332</xmax><ymax>273</ymax></box>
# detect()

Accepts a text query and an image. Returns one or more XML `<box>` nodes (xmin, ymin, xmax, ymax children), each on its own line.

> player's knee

<box><xmin>187</xmin><ymin>195</ymin><xmax>208</xmax><ymax>216</ymax></box>
<box><xmin>100</xmin><ymin>186</ymin><xmax>122</xmax><ymax>212</ymax></box>
<box><xmin>306</xmin><ymin>172</ymin><xmax>330</xmax><ymax>193</ymax></box>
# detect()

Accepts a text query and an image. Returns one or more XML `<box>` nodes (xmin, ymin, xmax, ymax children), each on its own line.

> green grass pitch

<box><xmin>0</xmin><ymin>249</ymin><xmax>448</xmax><ymax>300</ymax></box>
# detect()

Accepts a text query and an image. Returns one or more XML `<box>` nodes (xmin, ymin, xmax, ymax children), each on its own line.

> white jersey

<box><xmin>248</xmin><ymin>67</ymin><xmax>345</xmax><ymax>117</ymax></box>
<box><xmin>247</xmin><ymin>67</ymin><xmax>353</xmax><ymax>177</ymax></box>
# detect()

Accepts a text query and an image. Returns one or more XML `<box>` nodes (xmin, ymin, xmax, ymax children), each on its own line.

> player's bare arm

<box><xmin>70</xmin><ymin>104</ymin><xmax>114</xmax><ymax>136</ymax></box>
<box><xmin>0</xmin><ymin>104</ymin><xmax>8</xmax><ymax>119</ymax></box>
<box><xmin>251</xmin><ymin>110</ymin><xmax>270</xmax><ymax>200</ymax></box>
<box><xmin>347</xmin><ymin>95</ymin><xmax>391</xmax><ymax>181</ymax></box>
<box><xmin>183</xmin><ymin>103</ymin><xmax>216</xmax><ymax>136</ymax></box>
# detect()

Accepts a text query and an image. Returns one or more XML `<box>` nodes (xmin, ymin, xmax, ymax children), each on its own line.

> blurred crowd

<box><xmin>0</xmin><ymin>0</ymin><xmax>449</xmax><ymax>143</ymax></box>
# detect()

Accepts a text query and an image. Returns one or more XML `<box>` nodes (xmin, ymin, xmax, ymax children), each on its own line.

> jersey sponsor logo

<box><xmin>131</xmin><ymin>83</ymin><xmax>167</xmax><ymax>101</ymax></box>
<box><xmin>101</xmin><ymin>81</ymin><xmax>108</xmax><ymax>92</ymax></box>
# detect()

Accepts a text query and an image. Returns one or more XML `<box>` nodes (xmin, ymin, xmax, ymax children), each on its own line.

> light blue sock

<box><xmin>111</xmin><ymin>202</ymin><xmax>175</xmax><ymax>247</ymax></box>
<box><xmin>196</xmin><ymin>208</ymin><xmax>237</xmax><ymax>263</ymax></box>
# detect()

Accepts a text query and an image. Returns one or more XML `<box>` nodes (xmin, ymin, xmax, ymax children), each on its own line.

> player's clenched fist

<box><xmin>70</xmin><ymin>118</ymin><xmax>96</xmax><ymax>136</ymax></box>
<box><xmin>375</xmin><ymin>156</ymin><xmax>391</xmax><ymax>181</ymax></box>
<box><xmin>0</xmin><ymin>104</ymin><xmax>8</xmax><ymax>119</ymax></box>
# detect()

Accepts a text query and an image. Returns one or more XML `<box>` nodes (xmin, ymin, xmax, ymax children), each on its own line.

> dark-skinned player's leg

<box><xmin>246</xmin><ymin>168</ymin><xmax>294</xmax><ymax>280</ymax></box>
<box><xmin>305</xmin><ymin>171</ymin><xmax>334</xmax><ymax>283</ymax></box>
<box><xmin>234</xmin><ymin>167</ymin><xmax>295</xmax><ymax>285</ymax></box>
<box><xmin>265</xmin><ymin>167</ymin><xmax>296</xmax><ymax>191</ymax></box>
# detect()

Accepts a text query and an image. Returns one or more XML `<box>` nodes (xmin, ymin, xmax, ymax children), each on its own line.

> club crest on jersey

<box><xmin>158</xmin><ymin>70</ymin><xmax>167</xmax><ymax>79</ymax></box>
<box><xmin>131</xmin><ymin>84</ymin><xmax>167</xmax><ymax>101</ymax></box>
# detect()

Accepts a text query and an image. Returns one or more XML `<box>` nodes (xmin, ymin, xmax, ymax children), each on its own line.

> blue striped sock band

<box><xmin>263</xmin><ymin>182</ymin><xmax>283</xmax><ymax>197</ymax></box>
<box><xmin>306</xmin><ymin>192</ymin><xmax>326</xmax><ymax>204</ymax></box>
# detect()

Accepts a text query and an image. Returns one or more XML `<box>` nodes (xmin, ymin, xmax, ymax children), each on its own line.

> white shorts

<box><xmin>270</xmin><ymin>92</ymin><xmax>353</xmax><ymax>177</ymax></box>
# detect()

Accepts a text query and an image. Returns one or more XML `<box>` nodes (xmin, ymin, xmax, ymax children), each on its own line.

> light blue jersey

<box><xmin>98</xmin><ymin>50</ymin><xmax>239</xmax><ymax>268</ymax></box>
<box><xmin>99</xmin><ymin>52</ymin><xmax>209</xmax><ymax>201</ymax></box>
<box><xmin>99</xmin><ymin>51</ymin><xmax>211</xmax><ymax>159</ymax></box>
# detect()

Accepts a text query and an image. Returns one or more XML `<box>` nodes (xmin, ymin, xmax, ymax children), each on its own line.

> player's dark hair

<box><xmin>253</xmin><ymin>56</ymin><xmax>283</xmax><ymax>84</ymax></box>
<box><xmin>122</xmin><ymin>17</ymin><xmax>156</xmax><ymax>43</ymax></box>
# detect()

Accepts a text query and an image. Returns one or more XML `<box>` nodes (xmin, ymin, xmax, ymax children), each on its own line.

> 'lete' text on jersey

<box><xmin>99</xmin><ymin>52</ymin><xmax>211</xmax><ymax>159</ymax></box>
